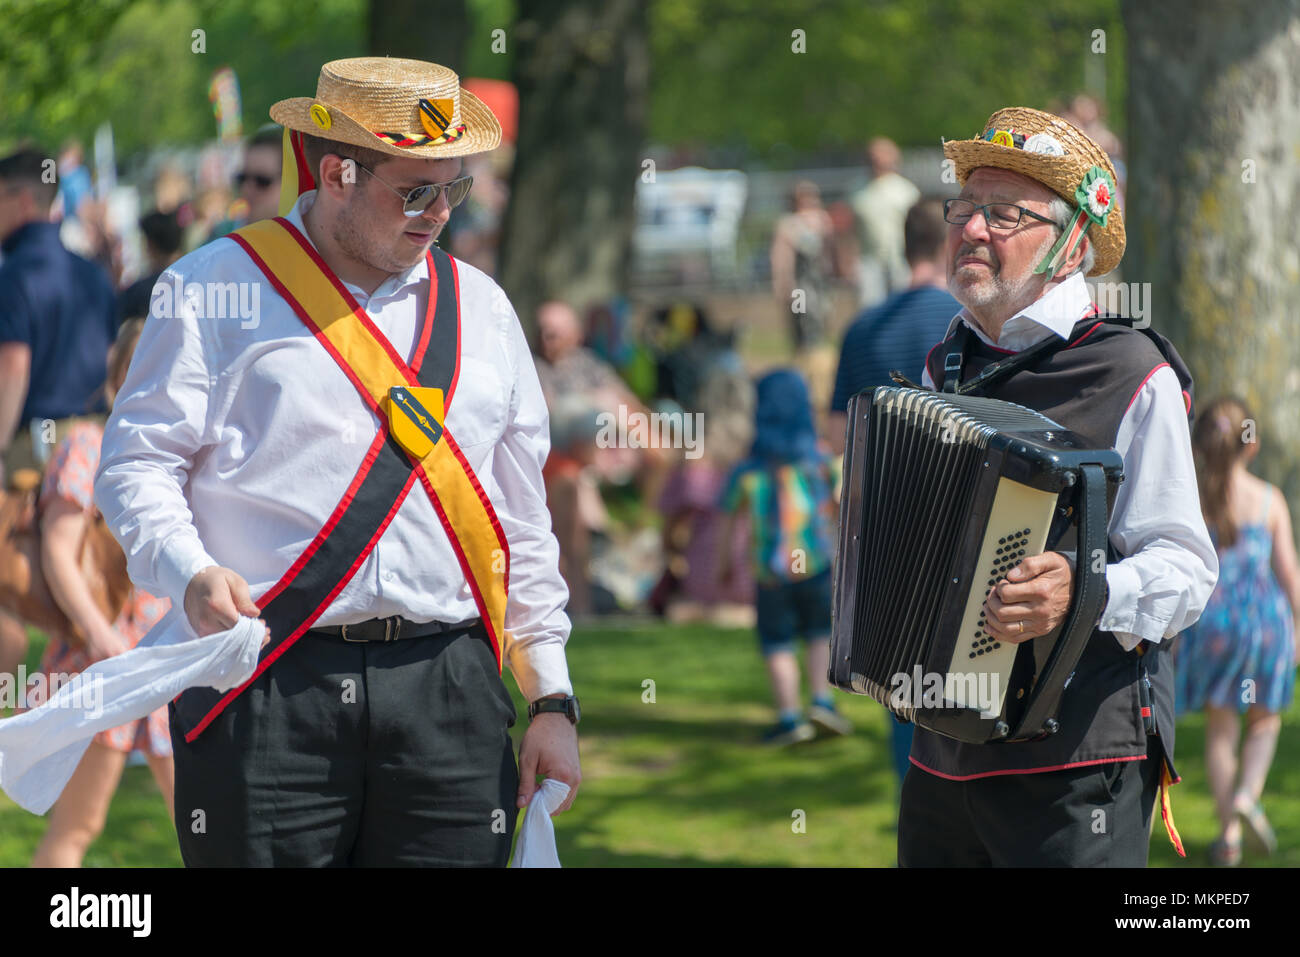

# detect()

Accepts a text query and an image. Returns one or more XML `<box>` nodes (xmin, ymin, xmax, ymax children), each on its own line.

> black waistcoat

<box><xmin>912</xmin><ymin>317</ymin><xmax>1180</xmax><ymax>779</ymax></box>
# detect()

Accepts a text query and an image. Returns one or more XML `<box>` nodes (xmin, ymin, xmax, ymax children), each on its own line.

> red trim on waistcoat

<box><xmin>924</xmin><ymin>341</ymin><xmax>943</xmax><ymax>385</ymax></box>
<box><xmin>1064</xmin><ymin>320</ymin><xmax>1103</xmax><ymax>349</ymax></box>
<box><xmin>1125</xmin><ymin>362</ymin><xmax>1171</xmax><ymax>415</ymax></box>
<box><xmin>908</xmin><ymin>752</ymin><xmax>1146</xmax><ymax>781</ymax></box>
<box><xmin>183</xmin><ymin>468</ymin><xmax>420</xmax><ymax>743</ymax></box>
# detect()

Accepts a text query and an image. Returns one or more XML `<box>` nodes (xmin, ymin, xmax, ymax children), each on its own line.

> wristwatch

<box><xmin>528</xmin><ymin>695</ymin><xmax>581</xmax><ymax>725</ymax></box>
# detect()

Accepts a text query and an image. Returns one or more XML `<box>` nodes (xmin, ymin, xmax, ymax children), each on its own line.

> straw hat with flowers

<box><xmin>270</xmin><ymin>57</ymin><xmax>501</xmax><ymax>160</ymax></box>
<box><xmin>943</xmin><ymin>106</ymin><xmax>1123</xmax><ymax>278</ymax></box>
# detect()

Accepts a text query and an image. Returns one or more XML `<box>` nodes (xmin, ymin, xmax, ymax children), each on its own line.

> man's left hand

<box><xmin>983</xmin><ymin>552</ymin><xmax>1073</xmax><ymax>643</ymax></box>
<box><xmin>517</xmin><ymin>707</ymin><xmax>581</xmax><ymax>816</ymax></box>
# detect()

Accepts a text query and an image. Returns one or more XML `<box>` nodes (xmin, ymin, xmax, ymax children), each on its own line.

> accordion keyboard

<box><xmin>942</xmin><ymin>478</ymin><xmax>1058</xmax><ymax>716</ymax></box>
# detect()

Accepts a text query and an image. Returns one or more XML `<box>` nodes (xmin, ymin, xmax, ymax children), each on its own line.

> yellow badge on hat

<box><xmin>418</xmin><ymin>97</ymin><xmax>456</xmax><ymax>138</ymax></box>
<box><xmin>310</xmin><ymin>104</ymin><xmax>332</xmax><ymax>130</ymax></box>
<box><xmin>384</xmin><ymin>386</ymin><xmax>445</xmax><ymax>460</ymax></box>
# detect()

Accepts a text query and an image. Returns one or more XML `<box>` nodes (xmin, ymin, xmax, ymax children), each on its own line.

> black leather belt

<box><xmin>309</xmin><ymin>616</ymin><xmax>481</xmax><ymax>643</ymax></box>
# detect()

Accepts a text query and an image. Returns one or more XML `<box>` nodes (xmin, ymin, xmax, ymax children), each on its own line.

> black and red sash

<box><xmin>173</xmin><ymin>218</ymin><xmax>509</xmax><ymax>741</ymax></box>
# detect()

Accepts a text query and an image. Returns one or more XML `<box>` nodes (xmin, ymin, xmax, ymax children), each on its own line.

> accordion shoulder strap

<box><xmin>940</xmin><ymin>324</ymin><xmax>970</xmax><ymax>393</ymax></box>
<box><xmin>954</xmin><ymin>322</ymin><xmax>1088</xmax><ymax>396</ymax></box>
<box><xmin>939</xmin><ymin>320</ymin><xmax>1082</xmax><ymax>395</ymax></box>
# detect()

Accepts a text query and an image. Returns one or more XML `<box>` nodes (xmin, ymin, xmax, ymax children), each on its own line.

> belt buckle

<box><xmin>340</xmin><ymin>622</ymin><xmax>364</xmax><ymax>643</ymax></box>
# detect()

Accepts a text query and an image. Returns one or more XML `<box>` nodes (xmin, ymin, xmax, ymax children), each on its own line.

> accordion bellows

<box><xmin>831</xmin><ymin>387</ymin><xmax>1123</xmax><ymax>744</ymax></box>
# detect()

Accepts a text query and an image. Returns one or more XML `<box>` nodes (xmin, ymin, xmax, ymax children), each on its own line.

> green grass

<box><xmin>2</xmin><ymin>621</ymin><xmax>1297</xmax><ymax>867</ymax></box>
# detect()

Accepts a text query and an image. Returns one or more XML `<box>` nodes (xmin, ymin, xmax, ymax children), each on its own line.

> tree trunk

<box><xmin>1123</xmin><ymin>0</ymin><xmax>1300</xmax><ymax>510</ymax></box>
<box><xmin>497</xmin><ymin>0</ymin><xmax>649</xmax><ymax>337</ymax></box>
<box><xmin>368</xmin><ymin>0</ymin><xmax>469</xmax><ymax>74</ymax></box>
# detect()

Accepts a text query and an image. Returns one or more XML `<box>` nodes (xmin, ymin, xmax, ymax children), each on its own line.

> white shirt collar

<box><xmin>281</xmin><ymin>191</ymin><xmax>429</xmax><ymax>305</ymax></box>
<box><xmin>953</xmin><ymin>271</ymin><xmax>1095</xmax><ymax>351</ymax></box>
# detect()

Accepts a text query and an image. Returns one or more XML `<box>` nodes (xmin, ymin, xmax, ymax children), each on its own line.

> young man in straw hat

<box><xmin>95</xmin><ymin>57</ymin><xmax>580</xmax><ymax>866</ymax></box>
<box><xmin>893</xmin><ymin>107</ymin><xmax>1217</xmax><ymax>867</ymax></box>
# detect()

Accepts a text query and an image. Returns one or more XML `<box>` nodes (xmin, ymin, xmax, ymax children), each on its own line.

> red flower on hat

<box><xmin>1077</xmin><ymin>167</ymin><xmax>1116</xmax><ymax>225</ymax></box>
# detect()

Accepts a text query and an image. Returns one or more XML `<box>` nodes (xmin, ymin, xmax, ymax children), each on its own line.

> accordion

<box><xmin>830</xmin><ymin>386</ymin><xmax>1124</xmax><ymax>744</ymax></box>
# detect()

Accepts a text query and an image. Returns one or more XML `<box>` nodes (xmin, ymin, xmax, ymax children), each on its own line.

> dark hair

<box><xmin>1192</xmin><ymin>395</ymin><xmax>1254</xmax><ymax>548</ymax></box>
<box><xmin>139</xmin><ymin>210</ymin><xmax>182</xmax><ymax>257</ymax></box>
<box><xmin>248</xmin><ymin>124</ymin><xmax>284</xmax><ymax>152</ymax></box>
<box><xmin>0</xmin><ymin>147</ymin><xmax>58</xmax><ymax>212</ymax></box>
<box><xmin>904</xmin><ymin>198</ymin><xmax>947</xmax><ymax>266</ymax></box>
<box><xmin>298</xmin><ymin>132</ymin><xmax>391</xmax><ymax>185</ymax></box>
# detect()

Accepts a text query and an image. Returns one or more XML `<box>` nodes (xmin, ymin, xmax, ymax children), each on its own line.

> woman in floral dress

<box><xmin>1175</xmin><ymin>397</ymin><xmax>1299</xmax><ymax>865</ymax></box>
<box><xmin>25</xmin><ymin>319</ymin><xmax>174</xmax><ymax>866</ymax></box>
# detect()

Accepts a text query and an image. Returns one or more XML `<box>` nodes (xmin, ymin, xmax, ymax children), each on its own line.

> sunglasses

<box><xmin>235</xmin><ymin>172</ymin><xmax>276</xmax><ymax>190</ymax></box>
<box><xmin>354</xmin><ymin>162</ymin><xmax>473</xmax><ymax>217</ymax></box>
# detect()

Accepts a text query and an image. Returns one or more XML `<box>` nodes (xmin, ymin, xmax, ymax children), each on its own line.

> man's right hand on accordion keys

<box><xmin>982</xmin><ymin>551</ymin><xmax>1074</xmax><ymax>643</ymax></box>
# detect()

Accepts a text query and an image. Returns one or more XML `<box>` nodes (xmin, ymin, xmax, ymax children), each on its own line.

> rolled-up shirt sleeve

<box><xmin>1101</xmin><ymin>365</ymin><xmax>1219</xmax><ymax>650</ymax></box>
<box><xmin>94</xmin><ymin>270</ymin><xmax>219</xmax><ymax>609</ymax></box>
<box><xmin>491</xmin><ymin>303</ymin><xmax>573</xmax><ymax>702</ymax></box>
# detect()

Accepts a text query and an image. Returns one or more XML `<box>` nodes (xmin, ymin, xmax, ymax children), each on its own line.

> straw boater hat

<box><xmin>270</xmin><ymin>57</ymin><xmax>501</xmax><ymax>159</ymax></box>
<box><xmin>943</xmin><ymin>106</ymin><xmax>1123</xmax><ymax>277</ymax></box>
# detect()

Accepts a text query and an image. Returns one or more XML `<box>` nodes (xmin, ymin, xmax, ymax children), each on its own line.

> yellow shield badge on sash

<box><xmin>384</xmin><ymin>386</ymin><xmax>445</xmax><ymax>460</ymax></box>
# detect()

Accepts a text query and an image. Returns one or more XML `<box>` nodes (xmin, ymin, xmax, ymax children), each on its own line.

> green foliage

<box><xmin>0</xmin><ymin>0</ymin><xmax>365</xmax><ymax>159</ymax></box>
<box><xmin>0</xmin><ymin>0</ymin><xmax>1125</xmax><ymax>163</ymax></box>
<box><xmin>464</xmin><ymin>0</ymin><xmax>516</xmax><ymax>80</ymax></box>
<box><xmin>650</xmin><ymin>0</ymin><xmax>1127</xmax><ymax>157</ymax></box>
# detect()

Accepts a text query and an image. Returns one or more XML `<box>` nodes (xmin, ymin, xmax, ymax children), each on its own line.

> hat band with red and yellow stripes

<box><xmin>371</xmin><ymin>123</ymin><xmax>467</xmax><ymax>149</ymax></box>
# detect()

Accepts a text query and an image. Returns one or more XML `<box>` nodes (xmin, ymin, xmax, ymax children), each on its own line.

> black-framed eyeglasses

<box><xmin>943</xmin><ymin>198</ymin><xmax>1059</xmax><ymax>230</ymax></box>
<box><xmin>353</xmin><ymin>162</ymin><xmax>473</xmax><ymax>217</ymax></box>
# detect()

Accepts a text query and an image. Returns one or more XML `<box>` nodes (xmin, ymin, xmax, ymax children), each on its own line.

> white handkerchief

<box><xmin>0</xmin><ymin>612</ymin><xmax>264</xmax><ymax>815</ymax></box>
<box><xmin>509</xmin><ymin>778</ymin><xmax>570</xmax><ymax>868</ymax></box>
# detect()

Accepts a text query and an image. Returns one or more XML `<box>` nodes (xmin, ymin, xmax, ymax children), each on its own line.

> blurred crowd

<box><xmin>0</xmin><ymin>89</ymin><xmax>1292</xmax><ymax>865</ymax></box>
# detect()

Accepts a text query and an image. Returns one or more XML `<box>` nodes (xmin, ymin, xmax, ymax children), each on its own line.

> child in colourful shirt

<box><xmin>717</xmin><ymin>369</ymin><xmax>849</xmax><ymax>744</ymax></box>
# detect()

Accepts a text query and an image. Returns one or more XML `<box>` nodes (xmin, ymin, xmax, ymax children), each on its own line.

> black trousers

<box><xmin>169</xmin><ymin>625</ymin><xmax>519</xmax><ymax>867</ymax></box>
<box><xmin>897</xmin><ymin>739</ymin><xmax>1162</xmax><ymax>867</ymax></box>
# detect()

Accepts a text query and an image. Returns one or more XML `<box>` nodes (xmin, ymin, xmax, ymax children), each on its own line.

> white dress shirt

<box><xmin>94</xmin><ymin>192</ymin><xmax>572</xmax><ymax>701</ymax></box>
<box><xmin>921</xmin><ymin>272</ymin><xmax>1218</xmax><ymax>650</ymax></box>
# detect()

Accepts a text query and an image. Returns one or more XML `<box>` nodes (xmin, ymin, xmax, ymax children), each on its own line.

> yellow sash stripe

<box><xmin>234</xmin><ymin>219</ymin><xmax>508</xmax><ymax>667</ymax></box>
<box><xmin>1159</xmin><ymin>764</ymin><xmax>1185</xmax><ymax>857</ymax></box>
